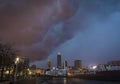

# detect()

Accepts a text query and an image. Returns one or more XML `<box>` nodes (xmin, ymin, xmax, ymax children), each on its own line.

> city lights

<box><xmin>14</xmin><ymin>57</ymin><xmax>20</xmax><ymax>81</ymax></box>
<box><xmin>0</xmin><ymin>0</ymin><xmax>120</xmax><ymax>83</ymax></box>
<box><xmin>5</xmin><ymin>70</ymin><xmax>9</xmax><ymax>75</ymax></box>
<box><xmin>15</xmin><ymin>57</ymin><xmax>20</xmax><ymax>64</ymax></box>
<box><xmin>92</xmin><ymin>65</ymin><xmax>97</xmax><ymax>70</ymax></box>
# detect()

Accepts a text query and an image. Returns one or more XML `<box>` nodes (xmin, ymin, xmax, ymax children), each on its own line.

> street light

<box><xmin>14</xmin><ymin>57</ymin><xmax>20</xmax><ymax>81</ymax></box>
<box><xmin>5</xmin><ymin>70</ymin><xmax>9</xmax><ymax>75</ymax></box>
<box><xmin>15</xmin><ymin>57</ymin><xmax>19</xmax><ymax>64</ymax></box>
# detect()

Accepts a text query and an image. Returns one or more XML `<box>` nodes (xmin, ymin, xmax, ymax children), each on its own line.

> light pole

<box><xmin>14</xmin><ymin>57</ymin><xmax>20</xmax><ymax>81</ymax></box>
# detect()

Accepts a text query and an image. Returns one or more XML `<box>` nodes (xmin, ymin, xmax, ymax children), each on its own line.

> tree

<box><xmin>0</xmin><ymin>42</ymin><xmax>17</xmax><ymax>81</ymax></box>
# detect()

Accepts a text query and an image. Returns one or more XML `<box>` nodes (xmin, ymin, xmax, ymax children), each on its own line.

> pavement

<box><xmin>14</xmin><ymin>78</ymin><xmax>36</xmax><ymax>84</ymax></box>
<box><xmin>14</xmin><ymin>77</ymin><xmax>48</xmax><ymax>84</ymax></box>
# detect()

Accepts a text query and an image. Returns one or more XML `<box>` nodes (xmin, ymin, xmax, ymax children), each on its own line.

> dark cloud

<box><xmin>0</xmin><ymin>0</ymin><xmax>79</xmax><ymax>61</ymax></box>
<box><xmin>0</xmin><ymin>0</ymin><xmax>120</xmax><ymax>67</ymax></box>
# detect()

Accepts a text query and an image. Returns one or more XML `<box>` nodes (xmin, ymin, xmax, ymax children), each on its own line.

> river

<box><xmin>40</xmin><ymin>78</ymin><xmax>120</xmax><ymax>84</ymax></box>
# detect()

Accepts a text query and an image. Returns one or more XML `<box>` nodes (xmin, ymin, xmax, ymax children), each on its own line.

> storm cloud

<box><xmin>0</xmin><ymin>0</ymin><xmax>79</xmax><ymax>60</ymax></box>
<box><xmin>0</xmin><ymin>0</ymin><xmax>120</xmax><ymax>67</ymax></box>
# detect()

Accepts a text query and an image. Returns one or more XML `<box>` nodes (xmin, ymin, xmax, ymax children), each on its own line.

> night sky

<box><xmin>0</xmin><ymin>0</ymin><xmax>120</xmax><ymax>68</ymax></box>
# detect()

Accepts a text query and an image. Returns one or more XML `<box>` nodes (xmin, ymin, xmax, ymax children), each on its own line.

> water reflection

<box><xmin>46</xmin><ymin>78</ymin><xmax>120</xmax><ymax>84</ymax></box>
<box><xmin>64</xmin><ymin>78</ymin><xmax>67</xmax><ymax>84</ymax></box>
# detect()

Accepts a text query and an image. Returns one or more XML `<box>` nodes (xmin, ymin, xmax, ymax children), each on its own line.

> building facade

<box><xmin>107</xmin><ymin>60</ymin><xmax>120</xmax><ymax>66</ymax></box>
<box><xmin>47</xmin><ymin>59</ymin><xmax>51</xmax><ymax>69</ymax></box>
<box><xmin>57</xmin><ymin>52</ymin><xmax>62</xmax><ymax>69</ymax></box>
<box><xmin>63</xmin><ymin>60</ymin><xmax>68</xmax><ymax>69</ymax></box>
<box><xmin>23</xmin><ymin>57</ymin><xmax>29</xmax><ymax>68</ymax></box>
<box><xmin>74</xmin><ymin>60</ymin><xmax>82</xmax><ymax>69</ymax></box>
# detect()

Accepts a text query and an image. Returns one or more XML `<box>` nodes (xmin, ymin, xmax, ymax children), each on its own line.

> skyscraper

<box><xmin>23</xmin><ymin>57</ymin><xmax>29</xmax><ymax>68</ymax></box>
<box><xmin>57</xmin><ymin>52</ymin><xmax>62</xmax><ymax>69</ymax></box>
<box><xmin>74</xmin><ymin>60</ymin><xmax>82</xmax><ymax>69</ymax></box>
<box><xmin>63</xmin><ymin>60</ymin><xmax>68</xmax><ymax>69</ymax></box>
<box><xmin>47</xmin><ymin>59</ymin><xmax>51</xmax><ymax>69</ymax></box>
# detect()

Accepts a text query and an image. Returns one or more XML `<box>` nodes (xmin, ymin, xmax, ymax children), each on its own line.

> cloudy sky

<box><xmin>0</xmin><ymin>0</ymin><xmax>120</xmax><ymax>68</ymax></box>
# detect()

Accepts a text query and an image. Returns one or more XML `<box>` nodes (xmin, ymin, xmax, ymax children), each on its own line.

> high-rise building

<box><xmin>63</xmin><ymin>60</ymin><xmax>68</xmax><ymax>69</ymax></box>
<box><xmin>57</xmin><ymin>52</ymin><xmax>62</xmax><ymax>69</ymax></box>
<box><xmin>23</xmin><ymin>57</ymin><xmax>29</xmax><ymax>68</ymax></box>
<box><xmin>74</xmin><ymin>60</ymin><xmax>82</xmax><ymax>69</ymax></box>
<box><xmin>47</xmin><ymin>59</ymin><xmax>51</xmax><ymax>69</ymax></box>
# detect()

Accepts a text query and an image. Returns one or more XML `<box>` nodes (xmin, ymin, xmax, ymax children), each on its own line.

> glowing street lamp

<box><xmin>5</xmin><ymin>70</ymin><xmax>9</xmax><ymax>75</ymax></box>
<box><xmin>14</xmin><ymin>57</ymin><xmax>20</xmax><ymax>81</ymax></box>
<box><xmin>15</xmin><ymin>57</ymin><xmax>20</xmax><ymax>64</ymax></box>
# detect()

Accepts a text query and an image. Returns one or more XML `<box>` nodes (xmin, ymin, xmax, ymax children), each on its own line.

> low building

<box><xmin>36</xmin><ymin>68</ymin><xmax>44</xmax><ymax>75</ymax></box>
<box><xmin>45</xmin><ymin>67</ymin><xmax>67</xmax><ymax>76</ymax></box>
<box><xmin>107</xmin><ymin>60</ymin><xmax>120</xmax><ymax>66</ymax></box>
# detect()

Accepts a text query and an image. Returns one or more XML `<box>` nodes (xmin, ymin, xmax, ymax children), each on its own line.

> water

<box><xmin>41</xmin><ymin>78</ymin><xmax>120</xmax><ymax>84</ymax></box>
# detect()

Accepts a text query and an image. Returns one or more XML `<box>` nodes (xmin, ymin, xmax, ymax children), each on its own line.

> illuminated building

<box><xmin>74</xmin><ymin>60</ymin><xmax>82</xmax><ymax>69</ymax></box>
<box><xmin>45</xmin><ymin>68</ymin><xmax>67</xmax><ymax>76</ymax></box>
<box><xmin>57</xmin><ymin>52</ymin><xmax>62</xmax><ymax>69</ymax></box>
<box><xmin>106</xmin><ymin>60</ymin><xmax>120</xmax><ymax>71</ymax></box>
<box><xmin>47</xmin><ymin>59</ymin><xmax>51</xmax><ymax>69</ymax></box>
<box><xmin>36</xmin><ymin>68</ymin><xmax>44</xmax><ymax>75</ymax></box>
<box><xmin>30</xmin><ymin>65</ymin><xmax>36</xmax><ymax>75</ymax></box>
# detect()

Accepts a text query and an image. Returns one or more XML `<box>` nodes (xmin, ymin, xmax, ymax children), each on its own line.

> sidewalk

<box><xmin>15</xmin><ymin>78</ymin><xmax>36</xmax><ymax>84</ymax></box>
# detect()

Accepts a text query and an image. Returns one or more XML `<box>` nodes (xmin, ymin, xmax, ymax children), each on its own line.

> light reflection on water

<box><xmin>63</xmin><ymin>78</ymin><xmax>67</xmax><ymax>84</ymax></box>
<box><xmin>45</xmin><ymin>78</ymin><xmax>120</xmax><ymax>84</ymax></box>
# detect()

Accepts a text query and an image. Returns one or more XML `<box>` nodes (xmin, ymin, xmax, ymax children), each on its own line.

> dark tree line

<box><xmin>0</xmin><ymin>42</ymin><xmax>17</xmax><ymax>81</ymax></box>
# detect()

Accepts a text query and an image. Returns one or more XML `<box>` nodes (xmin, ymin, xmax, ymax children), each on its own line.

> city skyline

<box><xmin>0</xmin><ymin>0</ymin><xmax>120</xmax><ymax>68</ymax></box>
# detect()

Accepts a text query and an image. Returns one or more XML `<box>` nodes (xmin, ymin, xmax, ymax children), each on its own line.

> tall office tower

<box><xmin>57</xmin><ymin>52</ymin><xmax>62</xmax><ymax>69</ymax></box>
<box><xmin>74</xmin><ymin>60</ymin><xmax>82</xmax><ymax>69</ymax></box>
<box><xmin>63</xmin><ymin>60</ymin><xmax>68</xmax><ymax>69</ymax></box>
<box><xmin>47</xmin><ymin>59</ymin><xmax>51</xmax><ymax>69</ymax></box>
<box><xmin>23</xmin><ymin>57</ymin><xmax>29</xmax><ymax>68</ymax></box>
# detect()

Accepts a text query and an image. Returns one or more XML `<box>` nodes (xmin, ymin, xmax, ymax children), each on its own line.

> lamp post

<box><xmin>14</xmin><ymin>57</ymin><xmax>20</xmax><ymax>81</ymax></box>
